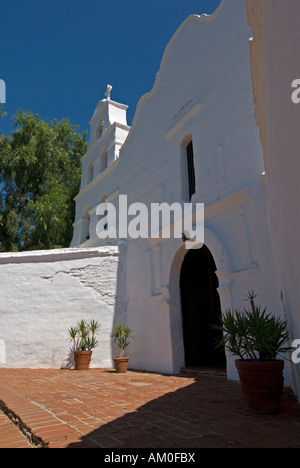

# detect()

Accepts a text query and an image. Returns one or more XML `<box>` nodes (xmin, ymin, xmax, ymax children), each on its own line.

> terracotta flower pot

<box><xmin>113</xmin><ymin>356</ymin><xmax>130</xmax><ymax>373</ymax></box>
<box><xmin>74</xmin><ymin>351</ymin><xmax>92</xmax><ymax>370</ymax></box>
<box><xmin>235</xmin><ymin>360</ymin><xmax>284</xmax><ymax>414</ymax></box>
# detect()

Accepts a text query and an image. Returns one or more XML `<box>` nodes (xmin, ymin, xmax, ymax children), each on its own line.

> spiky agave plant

<box><xmin>111</xmin><ymin>322</ymin><xmax>134</xmax><ymax>357</ymax></box>
<box><xmin>68</xmin><ymin>319</ymin><xmax>101</xmax><ymax>351</ymax></box>
<box><xmin>214</xmin><ymin>292</ymin><xmax>292</xmax><ymax>361</ymax></box>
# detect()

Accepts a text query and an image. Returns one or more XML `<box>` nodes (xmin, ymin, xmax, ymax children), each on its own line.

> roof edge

<box><xmin>126</xmin><ymin>0</ymin><xmax>226</xmax><ymax>142</ymax></box>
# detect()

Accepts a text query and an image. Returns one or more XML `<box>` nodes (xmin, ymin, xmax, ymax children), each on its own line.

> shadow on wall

<box><xmin>57</xmin><ymin>253</ymin><xmax>128</xmax><ymax>371</ymax></box>
<box><xmin>65</xmin><ymin>371</ymin><xmax>300</xmax><ymax>448</ymax></box>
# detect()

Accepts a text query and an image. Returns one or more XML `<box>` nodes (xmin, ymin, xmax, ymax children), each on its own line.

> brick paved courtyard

<box><xmin>1</xmin><ymin>368</ymin><xmax>300</xmax><ymax>448</ymax></box>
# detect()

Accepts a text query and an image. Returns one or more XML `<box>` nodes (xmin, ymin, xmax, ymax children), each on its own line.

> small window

<box><xmin>80</xmin><ymin>204</ymin><xmax>91</xmax><ymax>244</ymax></box>
<box><xmin>96</xmin><ymin>122</ymin><xmax>103</xmax><ymax>140</ymax></box>
<box><xmin>186</xmin><ymin>141</ymin><xmax>196</xmax><ymax>201</ymax></box>
<box><xmin>87</xmin><ymin>160</ymin><xmax>94</xmax><ymax>185</ymax></box>
<box><xmin>100</xmin><ymin>148</ymin><xmax>108</xmax><ymax>172</ymax></box>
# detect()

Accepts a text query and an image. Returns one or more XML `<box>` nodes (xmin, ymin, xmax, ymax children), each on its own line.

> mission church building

<box><xmin>1</xmin><ymin>0</ymin><xmax>300</xmax><ymax>401</ymax></box>
<box><xmin>71</xmin><ymin>0</ymin><xmax>279</xmax><ymax>380</ymax></box>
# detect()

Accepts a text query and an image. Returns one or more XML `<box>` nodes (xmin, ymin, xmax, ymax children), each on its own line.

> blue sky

<box><xmin>0</xmin><ymin>0</ymin><xmax>222</xmax><ymax>138</ymax></box>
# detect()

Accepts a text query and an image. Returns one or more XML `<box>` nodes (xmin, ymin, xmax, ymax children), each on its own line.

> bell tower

<box><xmin>71</xmin><ymin>85</ymin><xmax>130</xmax><ymax>247</ymax></box>
<box><xmin>87</xmin><ymin>85</ymin><xmax>130</xmax><ymax>171</ymax></box>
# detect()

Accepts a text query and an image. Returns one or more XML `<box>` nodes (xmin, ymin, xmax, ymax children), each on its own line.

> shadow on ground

<box><xmin>66</xmin><ymin>371</ymin><xmax>300</xmax><ymax>449</ymax></box>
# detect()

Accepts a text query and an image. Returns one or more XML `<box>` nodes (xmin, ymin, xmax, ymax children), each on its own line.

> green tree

<box><xmin>0</xmin><ymin>110</ymin><xmax>87</xmax><ymax>251</ymax></box>
<box><xmin>0</xmin><ymin>104</ymin><xmax>6</xmax><ymax>120</ymax></box>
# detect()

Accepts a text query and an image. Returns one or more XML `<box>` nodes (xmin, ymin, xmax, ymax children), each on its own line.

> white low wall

<box><xmin>0</xmin><ymin>247</ymin><xmax>125</xmax><ymax>369</ymax></box>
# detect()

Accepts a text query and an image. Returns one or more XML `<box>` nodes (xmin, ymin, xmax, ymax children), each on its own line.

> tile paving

<box><xmin>0</xmin><ymin>410</ymin><xmax>32</xmax><ymax>448</ymax></box>
<box><xmin>0</xmin><ymin>367</ymin><xmax>300</xmax><ymax>448</ymax></box>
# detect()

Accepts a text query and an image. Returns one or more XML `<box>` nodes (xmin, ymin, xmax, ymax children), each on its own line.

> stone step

<box><xmin>180</xmin><ymin>367</ymin><xmax>227</xmax><ymax>377</ymax></box>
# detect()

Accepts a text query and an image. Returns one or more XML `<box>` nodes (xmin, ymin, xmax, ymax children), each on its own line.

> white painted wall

<box><xmin>68</xmin><ymin>0</ymin><xmax>290</xmax><ymax>382</ymax></box>
<box><xmin>115</xmin><ymin>0</ymin><xmax>283</xmax><ymax>379</ymax></box>
<box><xmin>0</xmin><ymin>248</ymin><xmax>126</xmax><ymax>369</ymax></box>
<box><xmin>264</xmin><ymin>0</ymin><xmax>300</xmax><ymax>397</ymax></box>
<box><xmin>246</xmin><ymin>0</ymin><xmax>300</xmax><ymax>398</ymax></box>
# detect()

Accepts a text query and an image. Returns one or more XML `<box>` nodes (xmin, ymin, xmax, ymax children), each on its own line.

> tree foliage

<box><xmin>0</xmin><ymin>110</ymin><xmax>87</xmax><ymax>251</ymax></box>
<box><xmin>0</xmin><ymin>104</ymin><xmax>6</xmax><ymax>120</ymax></box>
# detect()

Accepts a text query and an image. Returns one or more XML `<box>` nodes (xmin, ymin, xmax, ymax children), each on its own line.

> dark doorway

<box><xmin>180</xmin><ymin>245</ymin><xmax>226</xmax><ymax>367</ymax></box>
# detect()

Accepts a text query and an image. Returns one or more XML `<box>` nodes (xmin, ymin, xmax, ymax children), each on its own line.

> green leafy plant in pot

<box><xmin>68</xmin><ymin>319</ymin><xmax>101</xmax><ymax>370</ymax></box>
<box><xmin>111</xmin><ymin>322</ymin><xmax>134</xmax><ymax>373</ymax></box>
<box><xmin>214</xmin><ymin>291</ymin><xmax>292</xmax><ymax>414</ymax></box>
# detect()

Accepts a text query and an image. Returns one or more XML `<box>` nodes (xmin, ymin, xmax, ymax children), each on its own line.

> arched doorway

<box><xmin>180</xmin><ymin>245</ymin><xmax>226</xmax><ymax>368</ymax></box>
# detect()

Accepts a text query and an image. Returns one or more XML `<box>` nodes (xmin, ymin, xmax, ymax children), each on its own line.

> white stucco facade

<box><xmin>246</xmin><ymin>0</ymin><xmax>300</xmax><ymax>398</ymax></box>
<box><xmin>1</xmin><ymin>0</ymin><xmax>300</xmax><ymax>400</ymax></box>
<box><xmin>71</xmin><ymin>0</ymin><xmax>284</xmax><ymax>380</ymax></box>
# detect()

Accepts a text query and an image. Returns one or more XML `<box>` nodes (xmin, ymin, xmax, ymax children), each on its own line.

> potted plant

<box><xmin>214</xmin><ymin>291</ymin><xmax>292</xmax><ymax>414</ymax></box>
<box><xmin>111</xmin><ymin>322</ymin><xmax>134</xmax><ymax>373</ymax></box>
<box><xmin>68</xmin><ymin>319</ymin><xmax>101</xmax><ymax>370</ymax></box>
